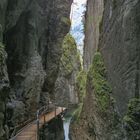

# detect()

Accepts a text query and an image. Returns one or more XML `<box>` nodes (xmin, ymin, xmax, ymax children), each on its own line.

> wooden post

<box><xmin>55</xmin><ymin>104</ymin><xmax>56</xmax><ymax>118</ymax></box>
<box><xmin>48</xmin><ymin>101</ymin><xmax>50</xmax><ymax>111</ymax></box>
<box><xmin>44</xmin><ymin>115</ymin><xmax>46</xmax><ymax>123</ymax></box>
<box><xmin>61</xmin><ymin>107</ymin><xmax>63</xmax><ymax>113</ymax></box>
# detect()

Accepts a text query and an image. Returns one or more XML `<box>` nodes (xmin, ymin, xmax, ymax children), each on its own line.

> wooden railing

<box><xmin>10</xmin><ymin>103</ymin><xmax>52</xmax><ymax>140</ymax></box>
<box><xmin>10</xmin><ymin>103</ymin><xmax>67</xmax><ymax>140</ymax></box>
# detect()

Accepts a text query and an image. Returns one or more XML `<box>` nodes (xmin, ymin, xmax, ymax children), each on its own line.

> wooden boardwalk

<box><xmin>10</xmin><ymin>107</ymin><xmax>66</xmax><ymax>140</ymax></box>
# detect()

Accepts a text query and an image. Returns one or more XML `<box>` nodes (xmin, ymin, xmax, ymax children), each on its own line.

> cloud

<box><xmin>74</xmin><ymin>0</ymin><xmax>87</xmax><ymax>4</ymax></box>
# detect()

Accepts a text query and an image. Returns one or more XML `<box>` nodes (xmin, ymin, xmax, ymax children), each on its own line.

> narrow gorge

<box><xmin>0</xmin><ymin>0</ymin><xmax>140</xmax><ymax>140</ymax></box>
<box><xmin>71</xmin><ymin>0</ymin><xmax>140</xmax><ymax>140</ymax></box>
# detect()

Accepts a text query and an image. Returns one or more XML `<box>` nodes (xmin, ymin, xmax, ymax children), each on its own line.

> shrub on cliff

<box><xmin>72</xmin><ymin>103</ymin><xmax>83</xmax><ymax>122</ymax></box>
<box><xmin>88</xmin><ymin>52</ymin><xmax>114</xmax><ymax>112</ymax></box>
<box><xmin>76</xmin><ymin>70</ymin><xmax>87</xmax><ymax>103</ymax></box>
<box><xmin>71</xmin><ymin>70</ymin><xmax>87</xmax><ymax>122</ymax></box>
<box><xmin>60</xmin><ymin>33</ymin><xmax>80</xmax><ymax>77</ymax></box>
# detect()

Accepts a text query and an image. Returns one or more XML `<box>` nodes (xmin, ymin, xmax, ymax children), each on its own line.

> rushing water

<box><xmin>63</xmin><ymin>117</ymin><xmax>72</xmax><ymax>140</ymax></box>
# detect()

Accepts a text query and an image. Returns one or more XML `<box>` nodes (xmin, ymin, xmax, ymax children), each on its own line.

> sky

<box><xmin>70</xmin><ymin>0</ymin><xmax>87</xmax><ymax>55</ymax></box>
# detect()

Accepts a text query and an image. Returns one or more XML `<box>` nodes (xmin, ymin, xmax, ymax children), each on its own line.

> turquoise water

<box><xmin>63</xmin><ymin>117</ymin><xmax>72</xmax><ymax>140</ymax></box>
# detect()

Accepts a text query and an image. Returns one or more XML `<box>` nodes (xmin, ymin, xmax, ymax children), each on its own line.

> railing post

<box><xmin>55</xmin><ymin>104</ymin><xmax>56</xmax><ymax>118</ymax></box>
<box><xmin>37</xmin><ymin>110</ymin><xmax>40</xmax><ymax>140</ymax></box>
<box><xmin>48</xmin><ymin>101</ymin><xmax>50</xmax><ymax>111</ymax></box>
<box><xmin>44</xmin><ymin>115</ymin><xmax>46</xmax><ymax>123</ymax></box>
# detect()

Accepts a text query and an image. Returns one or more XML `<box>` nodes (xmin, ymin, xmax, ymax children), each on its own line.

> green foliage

<box><xmin>88</xmin><ymin>52</ymin><xmax>113</xmax><ymax>112</ymax></box>
<box><xmin>71</xmin><ymin>70</ymin><xmax>87</xmax><ymax>122</ymax></box>
<box><xmin>71</xmin><ymin>71</ymin><xmax>86</xmax><ymax>123</ymax></box>
<box><xmin>0</xmin><ymin>42</ymin><xmax>5</xmax><ymax>64</ymax></box>
<box><xmin>72</xmin><ymin>103</ymin><xmax>83</xmax><ymax>122</ymax></box>
<box><xmin>76</xmin><ymin>70</ymin><xmax>87</xmax><ymax>103</ymax></box>
<box><xmin>99</xmin><ymin>16</ymin><xmax>103</xmax><ymax>33</ymax></box>
<box><xmin>61</xmin><ymin>17</ymin><xmax>71</xmax><ymax>26</ymax></box>
<box><xmin>123</xmin><ymin>98</ymin><xmax>140</xmax><ymax>135</ymax></box>
<box><xmin>124</xmin><ymin>98</ymin><xmax>140</xmax><ymax>122</ymax></box>
<box><xmin>61</xmin><ymin>34</ymin><xmax>79</xmax><ymax>76</ymax></box>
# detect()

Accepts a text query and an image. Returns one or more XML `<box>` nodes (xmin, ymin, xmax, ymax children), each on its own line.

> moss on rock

<box><xmin>72</xmin><ymin>52</ymin><xmax>114</xmax><ymax>122</ymax></box>
<box><xmin>61</xmin><ymin>17</ymin><xmax>71</xmax><ymax>26</ymax></box>
<box><xmin>124</xmin><ymin>98</ymin><xmax>140</xmax><ymax>139</ymax></box>
<box><xmin>87</xmin><ymin>52</ymin><xmax>114</xmax><ymax>112</ymax></box>
<box><xmin>60</xmin><ymin>33</ymin><xmax>79</xmax><ymax>76</ymax></box>
<box><xmin>76</xmin><ymin>70</ymin><xmax>87</xmax><ymax>103</ymax></box>
<box><xmin>72</xmin><ymin>103</ymin><xmax>83</xmax><ymax>122</ymax></box>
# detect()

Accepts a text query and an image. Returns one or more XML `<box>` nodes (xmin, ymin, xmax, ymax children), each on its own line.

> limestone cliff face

<box><xmin>71</xmin><ymin>0</ymin><xmax>140</xmax><ymax>140</ymax></box>
<box><xmin>54</xmin><ymin>34</ymin><xmax>81</xmax><ymax>107</ymax></box>
<box><xmin>83</xmin><ymin>0</ymin><xmax>104</xmax><ymax>70</ymax></box>
<box><xmin>99</xmin><ymin>0</ymin><xmax>140</xmax><ymax>114</ymax></box>
<box><xmin>71</xmin><ymin>52</ymin><xmax>122</xmax><ymax>140</ymax></box>
<box><xmin>0</xmin><ymin>0</ymin><xmax>72</xmax><ymax>139</ymax></box>
<box><xmin>0</xmin><ymin>4</ymin><xmax>9</xmax><ymax>138</ymax></box>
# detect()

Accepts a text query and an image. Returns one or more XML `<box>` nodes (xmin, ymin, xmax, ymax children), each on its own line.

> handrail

<box><xmin>10</xmin><ymin>103</ymin><xmax>51</xmax><ymax>140</ymax></box>
<box><xmin>10</xmin><ymin>103</ymin><xmax>66</xmax><ymax>140</ymax></box>
<box><xmin>9</xmin><ymin>112</ymin><xmax>36</xmax><ymax>139</ymax></box>
<box><xmin>10</xmin><ymin>119</ymin><xmax>37</xmax><ymax>140</ymax></box>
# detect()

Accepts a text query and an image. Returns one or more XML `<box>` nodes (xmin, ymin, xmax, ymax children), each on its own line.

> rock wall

<box><xmin>0</xmin><ymin>0</ymin><xmax>72</xmax><ymax>139</ymax></box>
<box><xmin>99</xmin><ymin>0</ymin><xmax>140</xmax><ymax>114</ymax></box>
<box><xmin>0</xmin><ymin>3</ymin><xmax>9</xmax><ymax>138</ymax></box>
<box><xmin>54</xmin><ymin>34</ymin><xmax>81</xmax><ymax>107</ymax></box>
<box><xmin>0</xmin><ymin>43</ymin><xmax>9</xmax><ymax>139</ymax></box>
<box><xmin>71</xmin><ymin>0</ymin><xmax>140</xmax><ymax>140</ymax></box>
<box><xmin>70</xmin><ymin>52</ymin><xmax>123</xmax><ymax>140</ymax></box>
<box><xmin>83</xmin><ymin>0</ymin><xmax>104</xmax><ymax>70</ymax></box>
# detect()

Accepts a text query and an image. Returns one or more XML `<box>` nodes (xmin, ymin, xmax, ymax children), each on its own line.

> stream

<box><xmin>63</xmin><ymin>117</ymin><xmax>72</xmax><ymax>140</ymax></box>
